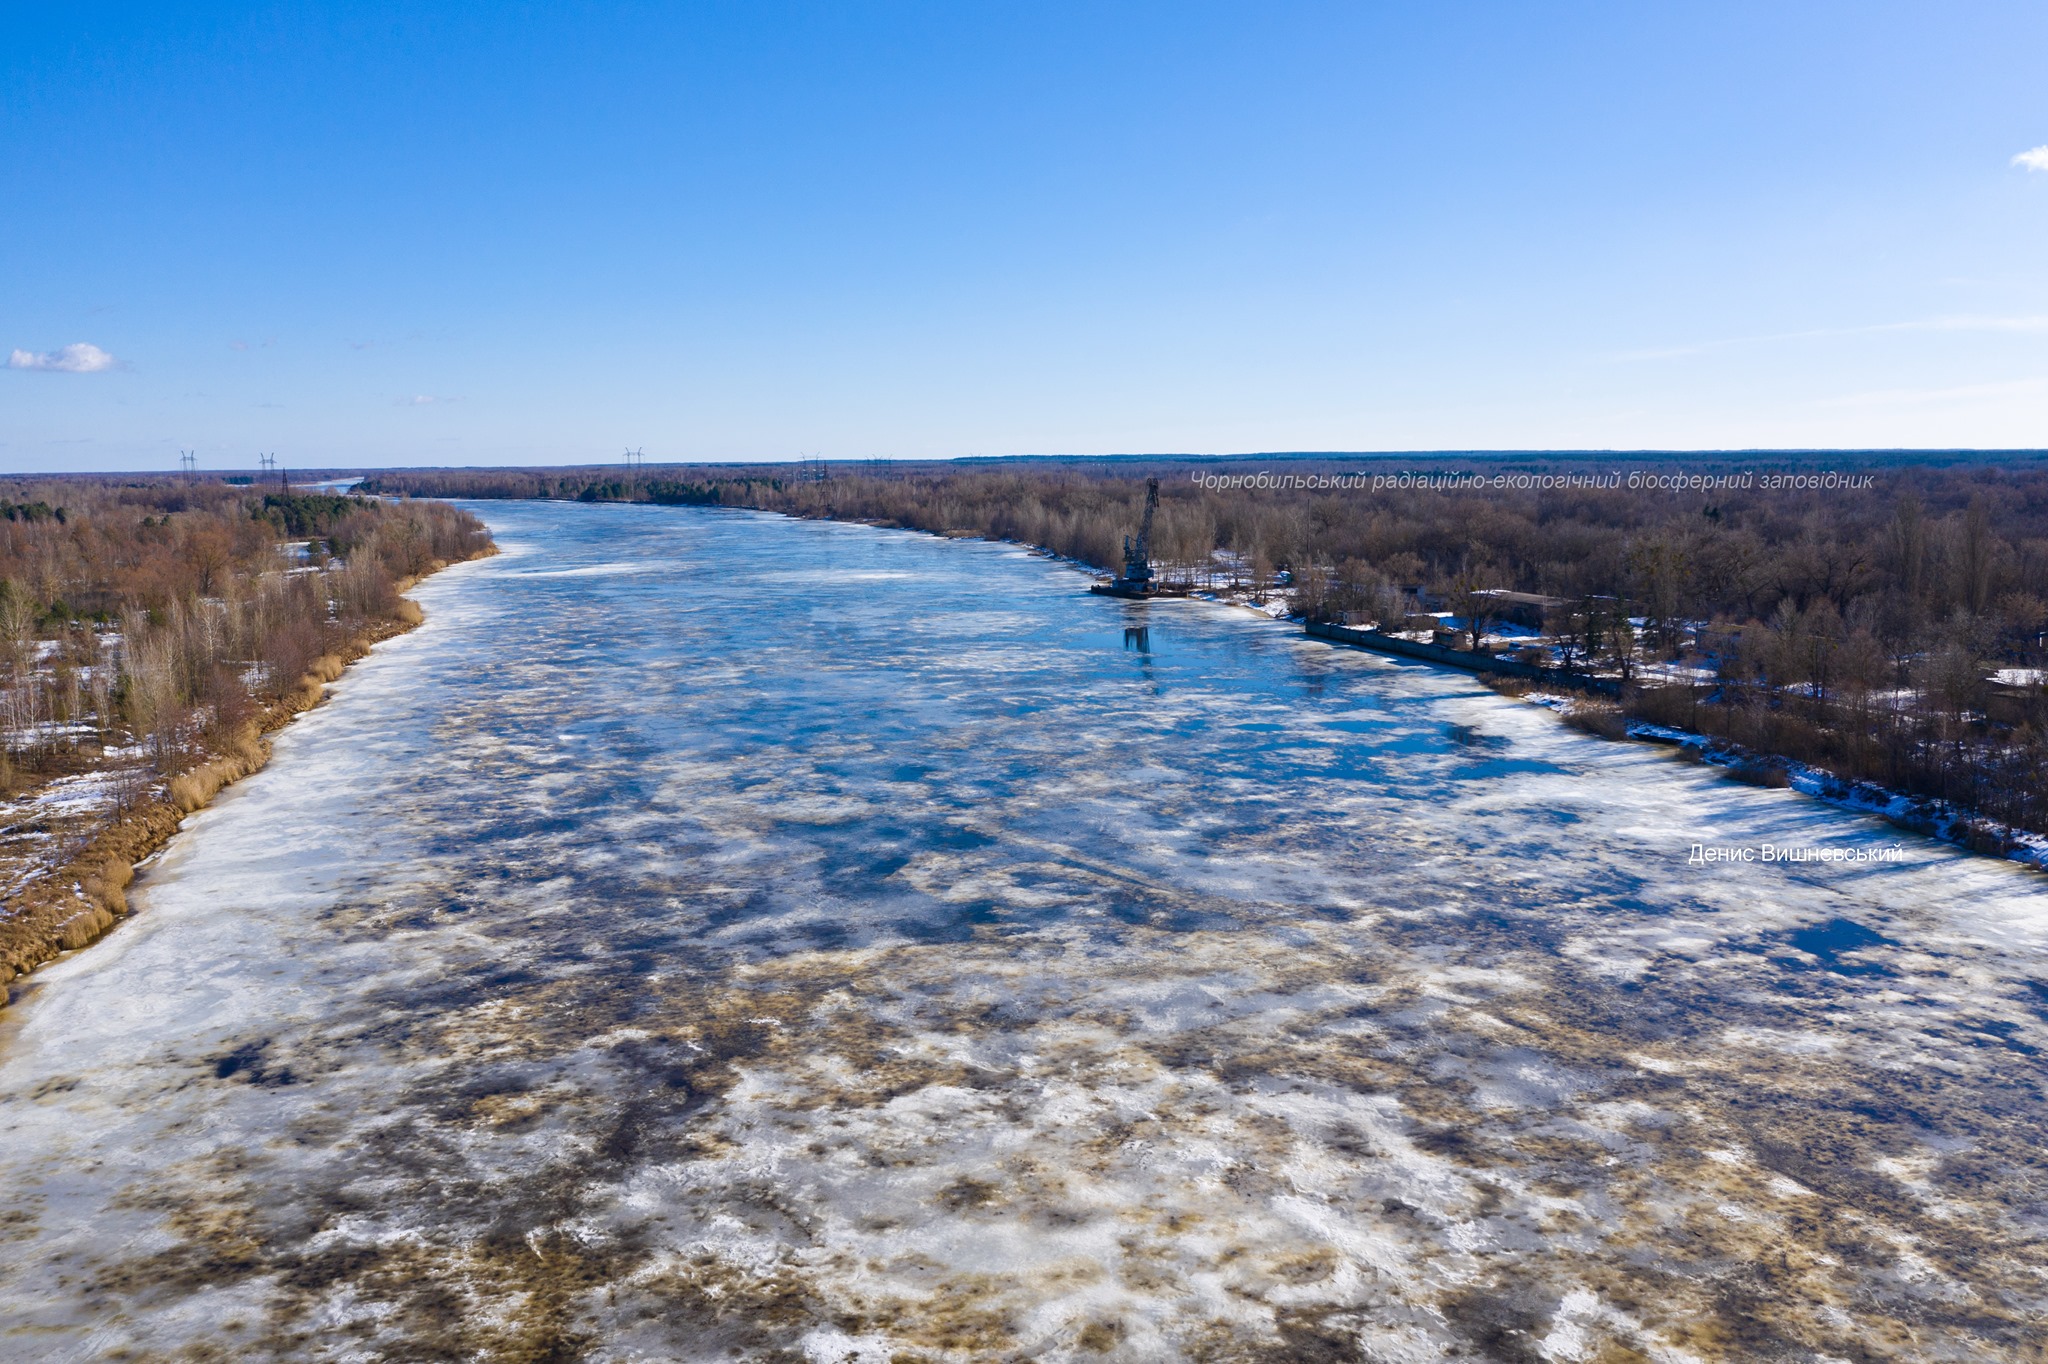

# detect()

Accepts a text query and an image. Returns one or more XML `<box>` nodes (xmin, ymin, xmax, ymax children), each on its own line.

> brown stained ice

<box><xmin>1</xmin><ymin>502</ymin><xmax>2045</xmax><ymax>1363</ymax></box>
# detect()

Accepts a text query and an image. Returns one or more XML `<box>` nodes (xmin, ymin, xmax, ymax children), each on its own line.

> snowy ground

<box><xmin>0</xmin><ymin>746</ymin><xmax>156</xmax><ymax>906</ymax></box>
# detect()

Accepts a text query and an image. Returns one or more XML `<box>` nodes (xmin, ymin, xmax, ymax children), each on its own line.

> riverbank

<box><xmin>1304</xmin><ymin>618</ymin><xmax>1623</xmax><ymax>694</ymax></box>
<box><xmin>985</xmin><ymin>523</ymin><xmax>2048</xmax><ymax>876</ymax></box>
<box><xmin>0</xmin><ymin>549</ymin><xmax>493</xmax><ymax>1006</ymax></box>
<box><xmin>832</xmin><ymin>515</ymin><xmax>2048</xmax><ymax>874</ymax></box>
<box><xmin>1501</xmin><ymin>684</ymin><xmax>2048</xmax><ymax>873</ymax></box>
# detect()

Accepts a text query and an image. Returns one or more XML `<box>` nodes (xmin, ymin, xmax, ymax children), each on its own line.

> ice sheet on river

<box><xmin>2</xmin><ymin>504</ymin><xmax>2045</xmax><ymax>1363</ymax></box>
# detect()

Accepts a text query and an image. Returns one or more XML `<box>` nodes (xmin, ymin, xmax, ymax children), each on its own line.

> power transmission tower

<box><xmin>259</xmin><ymin>453</ymin><xmax>276</xmax><ymax>485</ymax></box>
<box><xmin>624</xmin><ymin>447</ymin><xmax>644</xmax><ymax>498</ymax></box>
<box><xmin>179</xmin><ymin>450</ymin><xmax>196</xmax><ymax>481</ymax></box>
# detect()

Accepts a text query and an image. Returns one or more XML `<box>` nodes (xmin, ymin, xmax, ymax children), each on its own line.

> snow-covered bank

<box><xmin>1608</xmin><ymin>704</ymin><xmax>2048</xmax><ymax>871</ymax></box>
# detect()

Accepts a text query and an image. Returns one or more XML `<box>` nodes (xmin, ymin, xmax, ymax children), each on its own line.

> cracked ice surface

<box><xmin>1</xmin><ymin>502</ymin><xmax>2045</xmax><ymax>1362</ymax></box>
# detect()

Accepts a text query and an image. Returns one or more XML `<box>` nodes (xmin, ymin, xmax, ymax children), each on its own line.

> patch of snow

<box><xmin>1990</xmin><ymin>668</ymin><xmax>2047</xmax><ymax>687</ymax></box>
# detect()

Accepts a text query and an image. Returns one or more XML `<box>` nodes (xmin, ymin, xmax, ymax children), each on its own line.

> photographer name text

<box><xmin>1688</xmin><ymin>843</ymin><xmax>1906</xmax><ymax>865</ymax></box>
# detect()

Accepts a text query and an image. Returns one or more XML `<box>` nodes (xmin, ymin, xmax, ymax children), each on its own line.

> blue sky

<box><xmin>4</xmin><ymin>2</ymin><xmax>2047</xmax><ymax>471</ymax></box>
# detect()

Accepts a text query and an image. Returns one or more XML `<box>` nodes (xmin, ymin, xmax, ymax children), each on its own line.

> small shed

<box><xmin>1984</xmin><ymin>669</ymin><xmax>2047</xmax><ymax>726</ymax></box>
<box><xmin>1472</xmin><ymin>590</ymin><xmax>1569</xmax><ymax>632</ymax></box>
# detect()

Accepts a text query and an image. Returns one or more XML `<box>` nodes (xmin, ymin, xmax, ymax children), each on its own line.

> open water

<box><xmin>2</xmin><ymin>502</ymin><xmax>2045</xmax><ymax>1361</ymax></box>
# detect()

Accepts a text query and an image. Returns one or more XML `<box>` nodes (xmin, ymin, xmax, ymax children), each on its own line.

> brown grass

<box><xmin>1562</xmin><ymin>704</ymin><xmax>1629</xmax><ymax>740</ymax></box>
<box><xmin>1724</xmin><ymin>759</ymin><xmax>1792</xmax><ymax>789</ymax></box>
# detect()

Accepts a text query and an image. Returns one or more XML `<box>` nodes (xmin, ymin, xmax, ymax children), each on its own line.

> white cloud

<box><xmin>2013</xmin><ymin>146</ymin><xmax>2048</xmax><ymax>172</ymax></box>
<box><xmin>7</xmin><ymin>342</ymin><xmax>118</xmax><ymax>373</ymax></box>
<box><xmin>397</xmin><ymin>394</ymin><xmax>459</xmax><ymax>406</ymax></box>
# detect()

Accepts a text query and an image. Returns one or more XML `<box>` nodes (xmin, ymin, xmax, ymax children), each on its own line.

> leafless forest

<box><xmin>366</xmin><ymin>456</ymin><xmax>2048</xmax><ymax>840</ymax></box>
<box><xmin>0</xmin><ymin>480</ymin><xmax>490</xmax><ymax>793</ymax></box>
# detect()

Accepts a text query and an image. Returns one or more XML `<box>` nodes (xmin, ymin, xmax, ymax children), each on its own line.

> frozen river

<box><xmin>2</xmin><ymin>502</ymin><xmax>2045</xmax><ymax>1361</ymax></box>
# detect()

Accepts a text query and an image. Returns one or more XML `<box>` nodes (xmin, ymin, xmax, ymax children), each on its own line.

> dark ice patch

<box><xmin>1782</xmin><ymin>916</ymin><xmax>1897</xmax><ymax>976</ymax></box>
<box><xmin>212</xmin><ymin>1040</ymin><xmax>296</xmax><ymax>1087</ymax></box>
<box><xmin>1445</xmin><ymin>723</ymin><xmax>1509</xmax><ymax>751</ymax></box>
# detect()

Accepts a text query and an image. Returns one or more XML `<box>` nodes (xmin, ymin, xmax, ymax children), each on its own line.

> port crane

<box><xmin>1090</xmin><ymin>477</ymin><xmax>1185</xmax><ymax>598</ymax></box>
<box><xmin>1123</xmin><ymin>478</ymin><xmax>1159</xmax><ymax>588</ymax></box>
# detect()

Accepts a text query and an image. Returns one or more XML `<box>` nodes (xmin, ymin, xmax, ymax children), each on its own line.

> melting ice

<box><xmin>2</xmin><ymin>502</ymin><xmax>2045</xmax><ymax>1362</ymax></box>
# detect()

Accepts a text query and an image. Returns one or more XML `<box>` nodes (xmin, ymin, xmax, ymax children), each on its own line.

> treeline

<box><xmin>364</xmin><ymin>455</ymin><xmax>2048</xmax><ymax>837</ymax></box>
<box><xmin>0</xmin><ymin>479</ymin><xmax>491</xmax><ymax>791</ymax></box>
<box><xmin>361</xmin><ymin>468</ymin><xmax>731</xmax><ymax>506</ymax></box>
